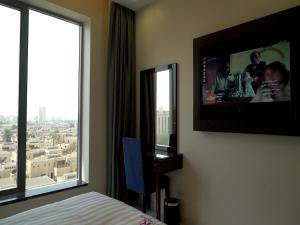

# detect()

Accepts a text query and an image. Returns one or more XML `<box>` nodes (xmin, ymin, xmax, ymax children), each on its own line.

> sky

<box><xmin>156</xmin><ymin>69</ymin><xmax>170</xmax><ymax>111</ymax></box>
<box><xmin>0</xmin><ymin>5</ymin><xmax>80</xmax><ymax>120</ymax></box>
<box><xmin>0</xmin><ymin>5</ymin><xmax>20</xmax><ymax>118</ymax></box>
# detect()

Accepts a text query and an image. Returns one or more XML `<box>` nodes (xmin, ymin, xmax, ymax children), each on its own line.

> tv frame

<box><xmin>193</xmin><ymin>6</ymin><xmax>300</xmax><ymax>135</ymax></box>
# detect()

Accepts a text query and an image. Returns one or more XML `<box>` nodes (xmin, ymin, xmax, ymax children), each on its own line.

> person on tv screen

<box><xmin>245</xmin><ymin>51</ymin><xmax>266</xmax><ymax>92</ymax></box>
<box><xmin>213</xmin><ymin>60</ymin><xmax>241</xmax><ymax>102</ymax></box>
<box><xmin>214</xmin><ymin>61</ymin><xmax>230</xmax><ymax>93</ymax></box>
<box><xmin>213</xmin><ymin>59</ymin><xmax>256</xmax><ymax>101</ymax></box>
<box><xmin>251</xmin><ymin>61</ymin><xmax>290</xmax><ymax>103</ymax></box>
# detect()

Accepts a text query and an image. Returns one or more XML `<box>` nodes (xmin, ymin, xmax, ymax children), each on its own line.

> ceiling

<box><xmin>112</xmin><ymin>0</ymin><xmax>156</xmax><ymax>11</ymax></box>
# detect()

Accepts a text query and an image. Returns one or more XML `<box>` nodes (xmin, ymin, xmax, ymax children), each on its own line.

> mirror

<box><xmin>140</xmin><ymin>64</ymin><xmax>177</xmax><ymax>151</ymax></box>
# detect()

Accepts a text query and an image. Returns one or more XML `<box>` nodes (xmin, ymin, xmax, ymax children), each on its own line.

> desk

<box><xmin>118</xmin><ymin>147</ymin><xmax>183</xmax><ymax>220</ymax></box>
<box><xmin>145</xmin><ymin>149</ymin><xmax>183</xmax><ymax>220</ymax></box>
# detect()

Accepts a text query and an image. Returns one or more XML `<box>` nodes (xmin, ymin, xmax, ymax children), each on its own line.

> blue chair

<box><xmin>122</xmin><ymin>137</ymin><xmax>170</xmax><ymax>214</ymax></box>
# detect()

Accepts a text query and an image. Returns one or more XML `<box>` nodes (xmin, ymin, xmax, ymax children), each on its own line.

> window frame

<box><xmin>0</xmin><ymin>0</ymin><xmax>84</xmax><ymax>198</ymax></box>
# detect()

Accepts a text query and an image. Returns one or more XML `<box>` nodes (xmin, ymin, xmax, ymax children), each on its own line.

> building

<box><xmin>0</xmin><ymin>162</ymin><xmax>16</xmax><ymax>179</ymax></box>
<box><xmin>26</xmin><ymin>153</ymin><xmax>77</xmax><ymax>181</ymax></box>
<box><xmin>39</xmin><ymin>106</ymin><xmax>46</xmax><ymax>123</ymax></box>
<box><xmin>0</xmin><ymin>151</ymin><xmax>10</xmax><ymax>163</ymax></box>
<box><xmin>26</xmin><ymin>149</ymin><xmax>46</xmax><ymax>160</ymax></box>
<box><xmin>2</xmin><ymin>143</ymin><xmax>16</xmax><ymax>151</ymax></box>
<box><xmin>56</xmin><ymin>172</ymin><xmax>77</xmax><ymax>182</ymax></box>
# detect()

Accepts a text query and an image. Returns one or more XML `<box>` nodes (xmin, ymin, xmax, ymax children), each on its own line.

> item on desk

<box><xmin>155</xmin><ymin>154</ymin><xmax>168</xmax><ymax>159</ymax></box>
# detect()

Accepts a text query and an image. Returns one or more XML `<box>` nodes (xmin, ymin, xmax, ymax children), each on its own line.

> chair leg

<box><xmin>142</xmin><ymin>194</ymin><xmax>147</xmax><ymax>213</ymax></box>
<box><xmin>165</xmin><ymin>178</ymin><xmax>170</xmax><ymax>198</ymax></box>
<box><xmin>146</xmin><ymin>193</ymin><xmax>151</xmax><ymax>209</ymax></box>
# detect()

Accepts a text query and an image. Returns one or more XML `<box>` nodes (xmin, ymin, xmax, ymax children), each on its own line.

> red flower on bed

<box><xmin>139</xmin><ymin>216</ymin><xmax>156</xmax><ymax>225</ymax></box>
<box><xmin>140</xmin><ymin>220</ymin><xmax>153</xmax><ymax>225</ymax></box>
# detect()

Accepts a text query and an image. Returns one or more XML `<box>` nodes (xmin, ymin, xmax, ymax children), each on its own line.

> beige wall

<box><xmin>136</xmin><ymin>0</ymin><xmax>300</xmax><ymax>224</ymax></box>
<box><xmin>0</xmin><ymin>0</ymin><xmax>109</xmax><ymax>218</ymax></box>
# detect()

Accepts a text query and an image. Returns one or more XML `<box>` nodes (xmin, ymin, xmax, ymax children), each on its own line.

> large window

<box><xmin>0</xmin><ymin>1</ymin><xmax>83</xmax><ymax>197</ymax></box>
<box><xmin>0</xmin><ymin>4</ymin><xmax>20</xmax><ymax>192</ymax></box>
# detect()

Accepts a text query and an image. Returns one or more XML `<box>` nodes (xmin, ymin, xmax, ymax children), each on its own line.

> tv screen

<box><xmin>193</xmin><ymin>6</ymin><xmax>300</xmax><ymax>135</ymax></box>
<box><xmin>202</xmin><ymin>40</ymin><xmax>290</xmax><ymax>105</ymax></box>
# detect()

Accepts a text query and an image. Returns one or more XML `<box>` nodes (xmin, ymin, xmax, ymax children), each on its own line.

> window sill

<box><xmin>0</xmin><ymin>180</ymin><xmax>88</xmax><ymax>207</ymax></box>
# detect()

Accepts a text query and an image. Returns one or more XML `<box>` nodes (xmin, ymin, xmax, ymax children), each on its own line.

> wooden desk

<box><xmin>118</xmin><ymin>147</ymin><xmax>183</xmax><ymax>220</ymax></box>
<box><xmin>145</xmin><ymin>150</ymin><xmax>183</xmax><ymax>220</ymax></box>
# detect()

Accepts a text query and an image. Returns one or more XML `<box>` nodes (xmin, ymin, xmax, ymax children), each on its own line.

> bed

<box><xmin>0</xmin><ymin>192</ymin><xmax>165</xmax><ymax>225</ymax></box>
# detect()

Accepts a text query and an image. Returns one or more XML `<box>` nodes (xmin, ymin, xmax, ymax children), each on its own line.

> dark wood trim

<box><xmin>153</xmin><ymin>154</ymin><xmax>183</xmax><ymax>174</ymax></box>
<box><xmin>140</xmin><ymin>63</ymin><xmax>178</xmax><ymax>151</ymax></box>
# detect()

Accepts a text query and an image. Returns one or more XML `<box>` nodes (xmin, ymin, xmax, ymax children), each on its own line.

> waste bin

<box><xmin>164</xmin><ymin>197</ymin><xmax>180</xmax><ymax>225</ymax></box>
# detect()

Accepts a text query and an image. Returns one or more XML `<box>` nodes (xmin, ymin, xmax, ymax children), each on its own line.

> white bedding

<box><xmin>0</xmin><ymin>192</ymin><xmax>165</xmax><ymax>225</ymax></box>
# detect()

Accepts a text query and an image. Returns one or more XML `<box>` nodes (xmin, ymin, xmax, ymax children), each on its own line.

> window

<box><xmin>156</xmin><ymin>70</ymin><xmax>171</xmax><ymax>146</ymax></box>
<box><xmin>26</xmin><ymin>10</ymin><xmax>80</xmax><ymax>189</ymax></box>
<box><xmin>0</xmin><ymin>1</ymin><xmax>83</xmax><ymax>198</ymax></box>
<box><xmin>0</xmin><ymin>3</ymin><xmax>20</xmax><ymax>192</ymax></box>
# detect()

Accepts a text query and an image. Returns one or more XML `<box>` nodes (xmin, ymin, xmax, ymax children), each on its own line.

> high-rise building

<box><xmin>39</xmin><ymin>106</ymin><xmax>46</xmax><ymax>123</ymax></box>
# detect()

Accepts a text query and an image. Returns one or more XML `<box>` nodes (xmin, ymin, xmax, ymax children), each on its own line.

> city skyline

<box><xmin>0</xmin><ymin>105</ymin><xmax>78</xmax><ymax>122</ymax></box>
<box><xmin>0</xmin><ymin>118</ymin><xmax>78</xmax><ymax>190</ymax></box>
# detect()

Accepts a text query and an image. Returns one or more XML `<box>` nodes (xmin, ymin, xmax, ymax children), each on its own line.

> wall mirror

<box><xmin>140</xmin><ymin>63</ymin><xmax>177</xmax><ymax>152</ymax></box>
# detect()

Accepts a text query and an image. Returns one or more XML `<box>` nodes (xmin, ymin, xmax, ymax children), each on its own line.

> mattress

<box><xmin>0</xmin><ymin>192</ymin><xmax>165</xmax><ymax>225</ymax></box>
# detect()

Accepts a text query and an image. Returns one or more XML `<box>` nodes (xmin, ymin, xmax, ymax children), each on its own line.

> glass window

<box><xmin>0</xmin><ymin>1</ymin><xmax>83</xmax><ymax>198</ymax></box>
<box><xmin>0</xmin><ymin>4</ymin><xmax>20</xmax><ymax>192</ymax></box>
<box><xmin>26</xmin><ymin>10</ymin><xmax>80</xmax><ymax>189</ymax></box>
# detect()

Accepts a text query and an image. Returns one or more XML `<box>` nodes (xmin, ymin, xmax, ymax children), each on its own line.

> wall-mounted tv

<box><xmin>193</xmin><ymin>6</ymin><xmax>300</xmax><ymax>135</ymax></box>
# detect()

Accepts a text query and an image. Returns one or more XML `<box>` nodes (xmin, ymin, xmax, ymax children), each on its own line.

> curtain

<box><xmin>107</xmin><ymin>2</ymin><xmax>136</xmax><ymax>199</ymax></box>
<box><xmin>140</xmin><ymin>70</ymin><xmax>156</xmax><ymax>146</ymax></box>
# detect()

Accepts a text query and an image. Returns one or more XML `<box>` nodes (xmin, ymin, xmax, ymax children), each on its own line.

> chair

<box><xmin>122</xmin><ymin>137</ymin><xmax>170</xmax><ymax>215</ymax></box>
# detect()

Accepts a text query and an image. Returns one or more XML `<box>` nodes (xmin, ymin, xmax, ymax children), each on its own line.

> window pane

<box><xmin>156</xmin><ymin>70</ymin><xmax>171</xmax><ymax>146</ymax></box>
<box><xmin>0</xmin><ymin>5</ymin><xmax>20</xmax><ymax>191</ymax></box>
<box><xmin>26</xmin><ymin>10</ymin><xmax>80</xmax><ymax>189</ymax></box>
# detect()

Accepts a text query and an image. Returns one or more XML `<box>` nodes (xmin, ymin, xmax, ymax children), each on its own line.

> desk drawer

<box><xmin>154</xmin><ymin>154</ymin><xmax>183</xmax><ymax>174</ymax></box>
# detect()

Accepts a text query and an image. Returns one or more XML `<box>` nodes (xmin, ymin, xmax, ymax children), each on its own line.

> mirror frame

<box><xmin>140</xmin><ymin>63</ymin><xmax>177</xmax><ymax>152</ymax></box>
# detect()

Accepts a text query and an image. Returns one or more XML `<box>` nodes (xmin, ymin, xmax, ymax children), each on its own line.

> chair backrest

<box><xmin>122</xmin><ymin>137</ymin><xmax>145</xmax><ymax>194</ymax></box>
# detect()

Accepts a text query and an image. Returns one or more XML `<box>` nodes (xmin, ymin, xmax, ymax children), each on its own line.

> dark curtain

<box><xmin>107</xmin><ymin>2</ymin><xmax>136</xmax><ymax>199</ymax></box>
<box><xmin>140</xmin><ymin>70</ymin><xmax>155</xmax><ymax>146</ymax></box>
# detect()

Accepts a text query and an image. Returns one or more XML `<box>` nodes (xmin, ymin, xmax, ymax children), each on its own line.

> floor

<box><xmin>131</xmin><ymin>190</ymin><xmax>166</xmax><ymax>221</ymax></box>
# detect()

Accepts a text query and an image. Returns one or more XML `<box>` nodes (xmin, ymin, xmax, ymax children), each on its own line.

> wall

<box><xmin>136</xmin><ymin>0</ymin><xmax>300</xmax><ymax>224</ymax></box>
<box><xmin>0</xmin><ymin>0</ymin><xmax>109</xmax><ymax>218</ymax></box>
